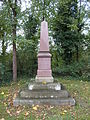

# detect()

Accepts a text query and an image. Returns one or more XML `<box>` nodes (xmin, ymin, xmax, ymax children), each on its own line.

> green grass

<box><xmin>0</xmin><ymin>77</ymin><xmax>90</xmax><ymax>120</ymax></box>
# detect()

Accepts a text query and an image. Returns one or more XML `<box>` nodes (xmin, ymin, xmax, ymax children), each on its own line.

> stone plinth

<box><xmin>36</xmin><ymin>21</ymin><xmax>53</xmax><ymax>82</ymax></box>
<box><xmin>14</xmin><ymin>98</ymin><xmax>75</xmax><ymax>106</ymax></box>
<box><xmin>28</xmin><ymin>82</ymin><xmax>61</xmax><ymax>90</ymax></box>
<box><xmin>13</xmin><ymin>82</ymin><xmax>75</xmax><ymax>106</ymax></box>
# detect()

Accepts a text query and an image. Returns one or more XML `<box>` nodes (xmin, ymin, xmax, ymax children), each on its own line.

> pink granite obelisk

<box><xmin>13</xmin><ymin>21</ymin><xmax>75</xmax><ymax>106</ymax></box>
<box><xmin>36</xmin><ymin>21</ymin><xmax>53</xmax><ymax>82</ymax></box>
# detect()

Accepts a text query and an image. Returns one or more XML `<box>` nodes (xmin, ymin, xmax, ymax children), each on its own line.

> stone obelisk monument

<box><xmin>36</xmin><ymin>21</ymin><xmax>53</xmax><ymax>83</ymax></box>
<box><xmin>13</xmin><ymin>21</ymin><xmax>75</xmax><ymax>106</ymax></box>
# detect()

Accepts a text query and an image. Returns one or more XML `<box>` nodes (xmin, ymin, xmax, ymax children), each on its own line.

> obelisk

<box><xmin>13</xmin><ymin>20</ymin><xmax>75</xmax><ymax>106</ymax></box>
<box><xmin>36</xmin><ymin>21</ymin><xmax>53</xmax><ymax>82</ymax></box>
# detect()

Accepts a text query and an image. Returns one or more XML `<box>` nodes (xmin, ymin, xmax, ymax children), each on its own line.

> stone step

<box><xmin>28</xmin><ymin>82</ymin><xmax>61</xmax><ymax>91</ymax></box>
<box><xmin>20</xmin><ymin>89</ymin><xmax>69</xmax><ymax>99</ymax></box>
<box><xmin>13</xmin><ymin>97</ymin><xmax>75</xmax><ymax>106</ymax></box>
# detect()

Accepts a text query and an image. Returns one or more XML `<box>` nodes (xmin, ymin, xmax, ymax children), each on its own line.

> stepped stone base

<box><xmin>28</xmin><ymin>82</ymin><xmax>61</xmax><ymax>90</ymax></box>
<box><xmin>13</xmin><ymin>81</ymin><xmax>75</xmax><ymax>106</ymax></box>
<box><xmin>13</xmin><ymin>98</ymin><xmax>75</xmax><ymax>106</ymax></box>
<box><xmin>20</xmin><ymin>89</ymin><xmax>69</xmax><ymax>99</ymax></box>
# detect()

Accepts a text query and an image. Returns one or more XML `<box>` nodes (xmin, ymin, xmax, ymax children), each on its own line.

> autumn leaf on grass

<box><xmin>50</xmin><ymin>106</ymin><xmax>54</xmax><ymax>109</ymax></box>
<box><xmin>64</xmin><ymin>110</ymin><xmax>67</xmax><ymax>113</ymax></box>
<box><xmin>32</xmin><ymin>106</ymin><xmax>38</xmax><ymax>111</ymax></box>
<box><xmin>0</xmin><ymin>118</ymin><xmax>5</xmax><ymax>120</ymax></box>
<box><xmin>60</xmin><ymin>110</ymin><xmax>67</xmax><ymax>115</ymax></box>
<box><xmin>74</xmin><ymin>92</ymin><xmax>77</xmax><ymax>95</ymax></box>
<box><xmin>24</xmin><ymin>111</ymin><xmax>29</xmax><ymax>117</ymax></box>
<box><xmin>4</xmin><ymin>94</ymin><xmax>9</xmax><ymax>98</ymax></box>
<box><xmin>60</xmin><ymin>112</ymin><xmax>65</xmax><ymax>115</ymax></box>
<box><xmin>16</xmin><ymin>110</ymin><xmax>21</xmax><ymax>114</ymax></box>
<box><xmin>13</xmin><ymin>93</ymin><xmax>17</xmax><ymax>99</ymax></box>
<box><xmin>6</xmin><ymin>107</ymin><xmax>11</xmax><ymax>114</ymax></box>
<box><xmin>36</xmin><ymin>105</ymin><xmax>39</xmax><ymax>108</ymax></box>
<box><xmin>4</xmin><ymin>102</ymin><xmax>7</xmax><ymax>106</ymax></box>
<box><xmin>6</xmin><ymin>109</ymin><xmax>10</xmax><ymax>114</ymax></box>
<box><xmin>6</xmin><ymin>109</ymin><xmax>12</xmax><ymax>116</ymax></box>
<box><xmin>32</xmin><ymin>104</ymin><xmax>39</xmax><ymax>111</ymax></box>
<box><xmin>1</xmin><ymin>91</ymin><xmax>4</xmax><ymax>95</ymax></box>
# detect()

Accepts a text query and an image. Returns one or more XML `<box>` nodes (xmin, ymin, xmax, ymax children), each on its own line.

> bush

<box><xmin>0</xmin><ymin>63</ymin><xmax>12</xmax><ymax>84</ymax></box>
<box><xmin>52</xmin><ymin>61</ymin><xmax>86</xmax><ymax>78</ymax></box>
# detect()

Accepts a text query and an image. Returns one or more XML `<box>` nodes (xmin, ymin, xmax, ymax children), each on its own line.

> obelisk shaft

<box><xmin>40</xmin><ymin>21</ymin><xmax>49</xmax><ymax>51</ymax></box>
<box><xmin>36</xmin><ymin>21</ymin><xmax>53</xmax><ymax>82</ymax></box>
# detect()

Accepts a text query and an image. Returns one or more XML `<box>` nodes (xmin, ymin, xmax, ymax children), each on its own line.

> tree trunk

<box><xmin>12</xmin><ymin>0</ymin><xmax>17</xmax><ymax>81</ymax></box>
<box><xmin>13</xmin><ymin>40</ymin><xmax>17</xmax><ymax>81</ymax></box>
<box><xmin>76</xmin><ymin>45</ymin><xmax>79</xmax><ymax>62</ymax></box>
<box><xmin>3</xmin><ymin>0</ymin><xmax>17</xmax><ymax>81</ymax></box>
<box><xmin>75</xmin><ymin>0</ymin><xmax>81</xmax><ymax>63</ymax></box>
<box><xmin>2</xmin><ymin>39</ymin><xmax>5</xmax><ymax>63</ymax></box>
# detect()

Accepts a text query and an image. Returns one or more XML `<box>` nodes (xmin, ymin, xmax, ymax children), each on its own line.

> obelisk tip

<box><xmin>40</xmin><ymin>20</ymin><xmax>49</xmax><ymax>51</ymax></box>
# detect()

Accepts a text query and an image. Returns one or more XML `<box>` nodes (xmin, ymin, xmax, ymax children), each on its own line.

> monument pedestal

<box><xmin>13</xmin><ymin>81</ymin><xmax>75</xmax><ymax>106</ymax></box>
<box><xmin>36</xmin><ymin>51</ymin><xmax>53</xmax><ymax>83</ymax></box>
<box><xmin>14</xmin><ymin>79</ymin><xmax>75</xmax><ymax>106</ymax></box>
<box><xmin>13</xmin><ymin>21</ymin><xmax>75</xmax><ymax>106</ymax></box>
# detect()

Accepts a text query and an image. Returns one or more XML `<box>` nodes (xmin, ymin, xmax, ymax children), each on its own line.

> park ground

<box><xmin>0</xmin><ymin>77</ymin><xmax>90</xmax><ymax>120</ymax></box>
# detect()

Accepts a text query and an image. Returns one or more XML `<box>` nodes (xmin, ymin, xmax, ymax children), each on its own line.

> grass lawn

<box><xmin>0</xmin><ymin>77</ymin><xmax>90</xmax><ymax>120</ymax></box>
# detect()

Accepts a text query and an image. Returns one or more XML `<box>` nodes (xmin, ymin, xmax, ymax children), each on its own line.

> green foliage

<box><xmin>0</xmin><ymin>63</ymin><xmax>5</xmax><ymax>80</ymax></box>
<box><xmin>52</xmin><ymin>0</ymin><xmax>85</xmax><ymax>64</ymax></box>
<box><xmin>16</xmin><ymin>14</ymin><xmax>38</xmax><ymax>77</ymax></box>
<box><xmin>17</xmin><ymin>38</ymin><xmax>38</xmax><ymax>77</ymax></box>
<box><xmin>31</xmin><ymin>0</ymin><xmax>57</xmax><ymax>28</ymax></box>
<box><xmin>0</xmin><ymin>4</ymin><xmax>11</xmax><ymax>39</ymax></box>
<box><xmin>53</xmin><ymin>61</ymin><xmax>86</xmax><ymax>77</ymax></box>
<box><xmin>24</xmin><ymin>15</ymin><xmax>38</xmax><ymax>40</ymax></box>
<box><xmin>0</xmin><ymin>62</ymin><xmax>12</xmax><ymax>83</ymax></box>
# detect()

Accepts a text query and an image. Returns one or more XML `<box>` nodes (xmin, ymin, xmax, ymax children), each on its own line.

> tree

<box><xmin>30</xmin><ymin>0</ymin><xmax>57</xmax><ymax>27</ymax></box>
<box><xmin>11</xmin><ymin>0</ymin><xmax>17</xmax><ymax>81</ymax></box>
<box><xmin>24</xmin><ymin>15</ymin><xmax>38</xmax><ymax>40</ymax></box>
<box><xmin>1</xmin><ymin>0</ymin><xmax>22</xmax><ymax>81</ymax></box>
<box><xmin>53</xmin><ymin>0</ymin><xmax>85</xmax><ymax>64</ymax></box>
<box><xmin>0</xmin><ymin>2</ymin><xmax>12</xmax><ymax>81</ymax></box>
<box><xmin>17</xmin><ymin>14</ymin><xmax>38</xmax><ymax>77</ymax></box>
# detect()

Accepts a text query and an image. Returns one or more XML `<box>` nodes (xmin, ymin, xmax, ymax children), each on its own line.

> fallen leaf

<box><xmin>24</xmin><ymin>111</ymin><xmax>29</xmax><ymax>116</ymax></box>
<box><xmin>64</xmin><ymin>110</ymin><xmax>67</xmax><ymax>113</ymax></box>
<box><xmin>13</xmin><ymin>93</ymin><xmax>17</xmax><ymax>99</ymax></box>
<box><xmin>32</xmin><ymin>106</ymin><xmax>37</xmax><ymax>110</ymax></box>
<box><xmin>4</xmin><ymin>102</ymin><xmax>7</xmax><ymax>106</ymax></box>
<box><xmin>74</xmin><ymin>93</ymin><xmax>77</xmax><ymax>95</ymax></box>
<box><xmin>61</xmin><ymin>112</ymin><xmax>65</xmax><ymax>115</ymax></box>
<box><xmin>50</xmin><ymin>106</ymin><xmax>54</xmax><ymax>109</ymax></box>
<box><xmin>4</xmin><ymin>94</ymin><xmax>9</xmax><ymax>97</ymax></box>
<box><xmin>6</xmin><ymin>110</ymin><xmax>10</xmax><ymax>114</ymax></box>
<box><xmin>32</xmin><ymin>104</ymin><xmax>34</xmax><ymax>107</ymax></box>
<box><xmin>0</xmin><ymin>118</ymin><xmax>5</xmax><ymax>120</ymax></box>
<box><xmin>1</xmin><ymin>92</ymin><xmax>4</xmax><ymax>95</ymax></box>
<box><xmin>6</xmin><ymin>94</ymin><xmax>9</xmax><ymax>97</ymax></box>
<box><xmin>16</xmin><ymin>110</ymin><xmax>21</xmax><ymax>114</ymax></box>
<box><xmin>36</xmin><ymin>105</ymin><xmax>39</xmax><ymax>108</ymax></box>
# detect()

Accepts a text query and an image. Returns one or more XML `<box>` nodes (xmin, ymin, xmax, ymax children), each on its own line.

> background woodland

<box><xmin>0</xmin><ymin>0</ymin><xmax>90</xmax><ymax>83</ymax></box>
